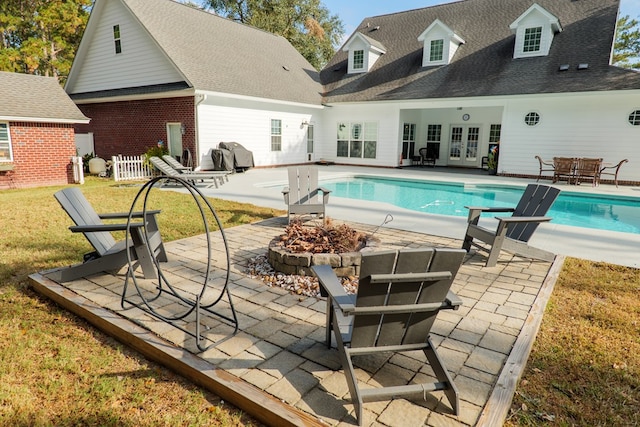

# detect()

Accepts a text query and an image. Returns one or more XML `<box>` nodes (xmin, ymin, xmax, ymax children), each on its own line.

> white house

<box><xmin>65</xmin><ymin>0</ymin><xmax>640</xmax><ymax>184</ymax></box>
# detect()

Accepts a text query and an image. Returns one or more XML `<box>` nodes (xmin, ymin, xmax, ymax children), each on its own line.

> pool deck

<box><xmin>28</xmin><ymin>166</ymin><xmax>639</xmax><ymax>426</ymax></box>
<box><xmin>200</xmin><ymin>165</ymin><xmax>640</xmax><ymax>268</ymax></box>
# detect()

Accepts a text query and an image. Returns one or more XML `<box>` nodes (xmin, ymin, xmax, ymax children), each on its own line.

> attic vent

<box><xmin>558</xmin><ymin>64</ymin><xmax>569</xmax><ymax>71</ymax></box>
<box><xmin>577</xmin><ymin>63</ymin><xmax>589</xmax><ymax>70</ymax></box>
<box><xmin>283</xmin><ymin>65</ymin><xmax>290</xmax><ymax>71</ymax></box>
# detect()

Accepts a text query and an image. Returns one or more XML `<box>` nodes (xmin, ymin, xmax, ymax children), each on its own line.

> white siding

<box><xmin>196</xmin><ymin>96</ymin><xmax>319</xmax><ymax>167</ymax></box>
<box><xmin>69</xmin><ymin>0</ymin><xmax>183</xmax><ymax>94</ymax></box>
<box><xmin>499</xmin><ymin>91</ymin><xmax>640</xmax><ymax>182</ymax></box>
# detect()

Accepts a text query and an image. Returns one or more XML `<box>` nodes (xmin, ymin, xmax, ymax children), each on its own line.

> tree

<box><xmin>613</xmin><ymin>14</ymin><xmax>640</xmax><ymax>69</ymax></box>
<box><xmin>202</xmin><ymin>0</ymin><xmax>343</xmax><ymax>70</ymax></box>
<box><xmin>0</xmin><ymin>0</ymin><xmax>91</xmax><ymax>83</ymax></box>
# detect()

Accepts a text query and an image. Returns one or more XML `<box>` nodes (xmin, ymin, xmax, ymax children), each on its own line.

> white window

<box><xmin>525</xmin><ymin>112</ymin><xmax>540</xmax><ymax>126</ymax></box>
<box><xmin>270</xmin><ymin>119</ymin><xmax>281</xmax><ymax>151</ymax></box>
<box><xmin>629</xmin><ymin>110</ymin><xmax>640</xmax><ymax>126</ymax></box>
<box><xmin>402</xmin><ymin>123</ymin><xmax>416</xmax><ymax>160</ymax></box>
<box><xmin>523</xmin><ymin>27</ymin><xmax>542</xmax><ymax>53</ymax></box>
<box><xmin>430</xmin><ymin>39</ymin><xmax>444</xmax><ymax>62</ymax></box>
<box><xmin>0</xmin><ymin>123</ymin><xmax>12</xmax><ymax>162</ymax></box>
<box><xmin>307</xmin><ymin>125</ymin><xmax>314</xmax><ymax>153</ymax></box>
<box><xmin>336</xmin><ymin>122</ymin><xmax>377</xmax><ymax>159</ymax></box>
<box><xmin>113</xmin><ymin>25</ymin><xmax>122</xmax><ymax>54</ymax></box>
<box><xmin>353</xmin><ymin>50</ymin><xmax>364</xmax><ymax>70</ymax></box>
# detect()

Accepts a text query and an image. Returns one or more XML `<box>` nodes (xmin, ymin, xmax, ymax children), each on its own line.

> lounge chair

<box><xmin>574</xmin><ymin>157</ymin><xmax>603</xmax><ymax>186</ymax></box>
<box><xmin>552</xmin><ymin>157</ymin><xmax>577</xmax><ymax>184</ymax></box>
<box><xmin>599</xmin><ymin>159</ymin><xmax>628</xmax><ymax>187</ymax></box>
<box><xmin>282</xmin><ymin>166</ymin><xmax>331</xmax><ymax>223</ymax></box>
<box><xmin>311</xmin><ymin>248</ymin><xmax>466</xmax><ymax>425</ymax></box>
<box><xmin>462</xmin><ymin>183</ymin><xmax>561</xmax><ymax>267</ymax></box>
<box><xmin>162</xmin><ymin>154</ymin><xmax>192</xmax><ymax>172</ymax></box>
<box><xmin>535</xmin><ymin>156</ymin><xmax>554</xmax><ymax>181</ymax></box>
<box><xmin>149</xmin><ymin>156</ymin><xmax>228</xmax><ymax>188</ymax></box>
<box><xmin>47</xmin><ymin>187</ymin><xmax>167</xmax><ymax>282</ymax></box>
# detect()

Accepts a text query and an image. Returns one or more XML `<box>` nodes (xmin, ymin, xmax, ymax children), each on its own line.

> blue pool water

<box><xmin>322</xmin><ymin>177</ymin><xmax>640</xmax><ymax>234</ymax></box>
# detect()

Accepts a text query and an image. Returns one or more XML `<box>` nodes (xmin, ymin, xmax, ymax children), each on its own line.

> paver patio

<box><xmin>30</xmin><ymin>216</ymin><xmax>561</xmax><ymax>426</ymax></box>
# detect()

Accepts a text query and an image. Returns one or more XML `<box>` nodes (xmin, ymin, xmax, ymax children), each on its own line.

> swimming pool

<box><xmin>322</xmin><ymin>176</ymin><xmax>640</xmax><ymax>234</ymax></box>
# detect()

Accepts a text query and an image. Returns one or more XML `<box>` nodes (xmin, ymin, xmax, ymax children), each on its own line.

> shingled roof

<box><xmin>0</xmin><ymin>71</ymin><xmax>88</xmax><ymax>123</ymax></box>
<box><xmin>321</xmin><ymin>0</ymin><xmax>640</xmax><ymax>103</ymax></box>
<box><xmin>122</xmin><ymin>0</ymin><xmax>323</xmax><ymax>106</ymax></box>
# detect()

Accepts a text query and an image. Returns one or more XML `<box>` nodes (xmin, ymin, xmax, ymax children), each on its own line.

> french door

<box><xmin>448</xmin><ymin>125</ymin><xmax>480</xmax><ymax>167</ymax></box>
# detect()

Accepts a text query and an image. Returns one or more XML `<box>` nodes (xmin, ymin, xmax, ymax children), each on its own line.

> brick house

<box><xmin>0</xmin><ymin>71</ymin><xmax>89</xmax><ymax>189</ymax></box>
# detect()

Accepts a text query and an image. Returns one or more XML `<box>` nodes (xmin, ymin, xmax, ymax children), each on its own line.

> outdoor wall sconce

<box><xmin>301</xmin><ymin>120</ymin><xmax>309</xmax><ymax>128</ymax></box>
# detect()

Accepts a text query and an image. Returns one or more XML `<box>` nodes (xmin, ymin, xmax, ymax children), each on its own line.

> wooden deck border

<box><xmin>28</xmin><ymin>272</ymin><xmax>325</xmax><ymax>427</ymax></box>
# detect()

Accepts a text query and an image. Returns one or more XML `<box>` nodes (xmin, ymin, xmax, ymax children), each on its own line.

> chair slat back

<box><xmin>553</xmin><ymin>157</ymin><xmax>575</xmax><ymax>174</ymax></box>
<box><xmin>54</xmin><ymin>188</ymin><xmax>116</xmax><ymax>255</ymax></box>
<box><xmin>149</xmin><ymin>157</ymin><xmax>178</xmax><ymax>177</ymax></box>
<box><xmin>576</xmin><ymin>158</ymin><xmax>602</xmax><ymax>176</ymax></box>
<box><xmin>508</xmin><ymin>184</ymin><xmax>560</xmax><ymax>242</ymax></box>
<box><xmin>288</xmin><ymin>167</ymin><xmax>320</xmax><ymax>205</ymax></box>
<box><xmin>350</xmin><ymin>248</ymin><xmax>465</xmax><ymax>349</ymax></box>
<box><xmin>162</xmin><ymin>155</ymin><xmax>188</xmax><ymax>171</ymax></box>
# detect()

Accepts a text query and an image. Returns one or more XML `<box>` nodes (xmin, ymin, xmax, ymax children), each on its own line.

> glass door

<box><xmin>448</xmin><ymin>125</ymin><xmax>480</xmax><ymax>167</ymax></box>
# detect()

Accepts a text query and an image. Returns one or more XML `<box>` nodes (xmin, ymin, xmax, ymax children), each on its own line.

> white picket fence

<box><xmin>111</xmin><ymin>155</ymin><xmax>156</xmax><ymax>182</ymax></box>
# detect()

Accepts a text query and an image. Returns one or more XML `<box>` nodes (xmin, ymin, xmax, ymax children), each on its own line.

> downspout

<box><xmin>194</xmin><ymin>93</ymin><xmax>207</xmax><ymax>167</ymax></box>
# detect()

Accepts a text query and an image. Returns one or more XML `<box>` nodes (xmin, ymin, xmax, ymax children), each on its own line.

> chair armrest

<box><xmin>311</xmin><ymin>264</ymin><xmax>356</xmax><ymax>313</ymax></box>
<box><xmin>496</xmin><ymin>216</ymin><xmax>552</xmax><ymax>224</ymax></box>
<box><xmin>99</xmin><ymin>210</ymin><xmax>161</xmax><ymax>220</ymax></box>
<box><xmin>465</xmin><ymin>206</ymin><xmax>516</xmax><ymax>213</ymax></box>
<box><xmin>282</xmin><ymin>187</ymin><xmax>290</xmax><ymax>204</ymax></box>
<box><xmin>445</xmin><ymin>290</ymin><xmax>463</xmax><ymax>309</ymax></box>
<box><xmin>318</xmin><ymin>187</ymin><xmax>331</xmax><ymax>203</ymax></box>
<box><xmin>69</xmin><ymin>222</ymin><xmax>145</xmax><ymax>233</ymax></box>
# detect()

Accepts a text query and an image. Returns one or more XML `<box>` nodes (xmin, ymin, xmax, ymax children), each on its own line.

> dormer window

<box><xmin>430</xmin><ymin>39</ymin><xmax>444</xmax><ymax>62</ymax></box>
<box><xmin>343</xmin><ymin>32</ymin><xmax>386</xmax><ymax>74</ymax></box>
<box><xmin>353</xmin><ymin>50</ymin><xmax>364</xmax><ymax>70</ymax></box>
<box><xmin>510</xmin><ymin>4</ymin><xmax>561</xmax><ymax>59</ymax></box>
<box><xmin>523</xmin><ymin>27</ymin><xmax>542</xmax><ymax>52</ymax></box>
<box><xmin>418</xmin><ymin>19</ymin><xmax>464</xmax><ymax>67</ymax></box>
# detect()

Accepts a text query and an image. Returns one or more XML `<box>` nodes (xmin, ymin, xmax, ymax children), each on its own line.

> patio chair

<box><xmin>418</xmin><ymin>147</ymin><xmax>436</xmax><ymax>167</ymax></box>
<box><xmin>574</xmin><ymin>157</ymin><xmax>603</xmax><ymax>186</ymax></box>
<box><xmin>282</xmin><ymin>166</ymin><xmax>331</xmax><ymax>223</ymax></box>
<box><xmin>462</xmin><ymin>184</ymin><xmax>561</xmax><ymax>267</ymax></box>
<box><xmin>552</xmin><ymin>157</ymin><xmax>577</xmax><ymax>184</ymax></box>
<box><xmin>47</xmin><ymin>187</ymin><xmax>167</xmax><ymax>282</ymax></box>
<box><xmin>535</xmin><ymin>156</ymin><xmax>554</xmax><ymax>181</ymax></box>
<box><xmin>149</xmin><ymin>156</ymin><xmax>228</xmax><ymax>188</ymax></box>
<box><xmin>311</xmin><ymin>248</ymin><xmax>465</xmax><ymax>425</ymax></box>
<box><xmin>599</xmin><ymin>159</ymin><xmax>628</xmax><ymax>187</ymax></box>
<box><xmin>162</xmin><ymin>154</ymin><xmax>192</xmax><ymax>172</ymax></box>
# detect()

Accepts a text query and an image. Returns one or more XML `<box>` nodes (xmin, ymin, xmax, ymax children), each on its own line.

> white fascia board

<box><xmin>73</xmin><ymin>87</ymin><xmax>195</xmax><ymax>104</ymax></box>
<box><xmin>196</xmin><ymin>90</ymin><xmax>325</xmax><ymax>110</ymax></box>
<box><xmin>0</xmin><ymin>116</ymin><xmax>90</xmax><ymax>124</ymax></box>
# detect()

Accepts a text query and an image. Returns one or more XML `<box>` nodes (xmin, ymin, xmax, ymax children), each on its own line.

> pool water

<box><xmin>322</xmin><ymin>177</ymin><xmax>640</xmax><ymax>234</ymax></box>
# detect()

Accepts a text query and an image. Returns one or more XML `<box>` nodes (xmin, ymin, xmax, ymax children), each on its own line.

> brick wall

<box><xmin>0</xmin><ymin>122</ymin><xmax>76</xmax><ymax>189</ymax></box>
<box><xmin>74</xmin><ymin>96</ymin><xmax>196</xmax><ymax>162</ymax></box>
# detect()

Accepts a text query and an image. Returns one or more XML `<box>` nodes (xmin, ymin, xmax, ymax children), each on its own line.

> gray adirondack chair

<box><xmin>149</xmin><ymin>156</ymin><xmax>228</xmax><ymax>188</ymax></box>
<box><xmin>47</xmin><ymin>187</ymin><xmax>167</xmax><ymax>282</ymax></box>
<box><xmin>462</xmin><ymin>183</ymin><xmax>560</xmax><ymax>267</ymax></box>
<box><xmin>282</xmin><ymin>166</ymin><xmax>331</xmax><ymax>223</ymax></box>
<box><xmin>311</xmin><ymin>248</ymin><xmax>466</xmax><ymax>425</ymax></box>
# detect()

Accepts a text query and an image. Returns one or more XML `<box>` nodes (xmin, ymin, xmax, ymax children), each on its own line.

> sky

<box><xmin>322</xmin><ymin>0</ymin><xmax>640</xmax><ymax>44</ymax></box>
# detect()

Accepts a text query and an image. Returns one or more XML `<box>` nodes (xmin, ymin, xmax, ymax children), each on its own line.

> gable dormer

<box><xmin>417</xmin><ymin>19</ymin><xmax>464</xmax><ymax>67</ymax></box>
<box><xmin>509</xmin><ymin>3</ymin><xmax>562</xmax><ymax>59</ymax></box>
<box><xmin>342</xmin><ymin>32</ymin><xmax>386</xmax><ymax>74</ymax></box>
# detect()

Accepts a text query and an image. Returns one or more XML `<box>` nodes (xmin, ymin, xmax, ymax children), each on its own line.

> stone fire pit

<box><xmin>267</xmin><ymin>220</ymin><xmax>378</xmax><ymax>278</ymax></box>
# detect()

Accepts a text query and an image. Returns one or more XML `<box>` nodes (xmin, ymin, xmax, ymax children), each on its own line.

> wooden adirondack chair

<box><xmin>47</xmin><ymin>187</ymin><xmax>167</xmax><ymax>282</ymax></box>
<box><xmin>462</xmin><ymin>184</ymin><xmax>560</xmax><ymax>267</ymax></box>
<box><xmin>311</xmin><ymin>248</ymin><xmax>466</xmax><ymax>425</ymax></box>
<box><xmin>282</xmin><ymin>166</ymin><xmax>331</xmax><ymax>223</ymax></box>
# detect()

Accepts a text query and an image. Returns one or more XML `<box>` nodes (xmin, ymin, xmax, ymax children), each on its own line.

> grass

<box><xmin>506</xmin><ymin>258</ymin><xmax>640</xmax><ymax>426</ymax></box>
<box><xmin>1</xmin><ymin>178</ymin><xmax>639</xmax><ymax>425</ymax></box>
<box><xmin>0</xmin><ymin>177</ymin><xmax>283</xmax><ymax>426</ymax></box>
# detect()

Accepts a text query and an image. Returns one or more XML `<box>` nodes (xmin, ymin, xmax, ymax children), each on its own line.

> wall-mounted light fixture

<box><xmin>180</xmin><ymin>123</ymin><xmax>186</xmax><ymax>135</ymax></box>
<box><xmin>301</xmin><ymin>120</ymin><xmax>309</xmax><ymax>128</ymax></box>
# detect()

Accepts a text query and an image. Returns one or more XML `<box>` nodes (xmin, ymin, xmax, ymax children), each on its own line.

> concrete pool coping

<box><xmin>196</xmin><ymin>165</ymin><xmax>640</xmax><ymax>269</ymax></box>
